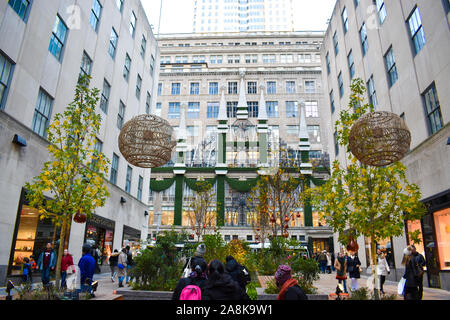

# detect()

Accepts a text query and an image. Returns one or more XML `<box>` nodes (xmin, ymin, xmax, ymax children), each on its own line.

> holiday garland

<box><xmin>184</xmin><ymin>177</ymin><xmax>217</xmax><ymax>192</ymax></box>
<box><xmin>149</xmin><ymin>177</ymin><xmax>175</xmax><ymax>192</ymax></box>
<box><xmin>224</xmin><ymin>176</ymin><xmax>259</xmax><ymax>193</ymax></box>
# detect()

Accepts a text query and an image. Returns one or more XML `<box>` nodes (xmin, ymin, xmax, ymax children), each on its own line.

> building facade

<box><xmin>0</xmin><ymin>0</ymin><xmax>159</xmax><ymax>284</ymax></box>
<box><xmin>193</xmin><ymin>0</ymin><xmax>294</xmax><ymax>33</ymax></box>
<box><xmin>321</xmin><ymin>0</ymin><xmax>450</xmax><ymax>289</ymax></box>
<box><xmin>151</xmin><ymin>32</ymin><xmax>333</xmax><ymax>252</ymax></box>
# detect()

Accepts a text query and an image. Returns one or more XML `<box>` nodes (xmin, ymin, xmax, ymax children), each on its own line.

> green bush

<box><xmin>246</xmin><ymin>281</ymin><xmax>259</xmax><ymax>300</ymax></box>
<box><xmin>289</xmin><ymin>257</ymin><xmax>320</xmax><ymax>285</ymax></box>
<box><xmin>203</xmin><ymin>232</ymin><xmax>227</xmax><ymax>263</ymax></box>
<box><xmin>348</xmin><ymin>287</ymin><xmax>371</xmax><ymax>300</ymax></box>
<box><xmin>264</xmin><ymin>279</ymin><xmax>279</xmax><ymax>294</ymax></box>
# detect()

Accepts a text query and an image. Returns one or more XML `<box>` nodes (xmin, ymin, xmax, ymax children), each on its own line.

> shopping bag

<box><xmin>182</xmin><ymin>258</ymin><xmax>191</xmax><ymax>278</ymax></box>
<box><xmin>397</xmin><ymin>277</ymin><xmax>406</xmax><ymax>295</ymax></box>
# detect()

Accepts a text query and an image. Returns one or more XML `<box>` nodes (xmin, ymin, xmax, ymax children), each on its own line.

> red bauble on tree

<box><xmin>73</xmin><ymin>211</ymin><xmax>86</xmax><ymax>224</ymax></box>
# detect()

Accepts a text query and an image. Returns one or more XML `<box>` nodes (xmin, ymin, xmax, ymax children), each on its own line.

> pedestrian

<box><xmin>125</xmin><ymin>245</ymin><xmax>134</xmax><ymax>285</ymax></box>
<box><xmin>334</xmin><ymin>252</ymin><xmax>348</xmax><ymax>293</ymax></box>
<box><xmin>411</xmin><ymin>245</ymin><xmax>426</xmax><ymax>300</ymax></box>
<box><xmin>92</xmin><ymin>245</ymin><xmax>101</xmax><ymax>274</ymax></box>
<box><xmin>376</xmin><ymin>248</ymin><xmax>390</xmax><ymax>295</ymax></box>
<box><xmin>225</xmin><ymin>255</ymin><xmax>251</xmax><ymax>294</ymax></box>
<box><xmin>109</xmin><ymin>249</ymin><xmax>119</xmax><ymax>282</ymax></box>
<box><xmin>37</xmin><ymin>243</ymin><xmax>56</xmax><ymax>286</ymax></box>
<box><xmin>78</xmin><ymin>243</ymin><xmax>96</xmax><ymax>297</ymax></box>
<box><xmin>275</xmin><ymin>265</ymin><xmax>308</xmax><ymax>300</ymax></box>
<box><xmin>172</xmin><ymin>256</ymin><xmax>208</xmax><ymax>300</ymax></box>
<box><xmin>183</xmin><ymin>244</ymin><xmax>207</xmax><ymax>277</ymax></box>
<box><xmin>60</xmin><ymin>248</ymin><xmax>74</xmax><ymax>289</ymax></box>
<box><xmin>317</xmin><ymin>250</ymin><xmax>328</xmax><ymax>274</ymax></box>
<box><xmin>202</xmin><ymin>259</ymin><xmax>249</xmax><ymax>300</ymax></box>
<box><xmin>117</xmin><ymin>247</ymin><xmax>128</xmax><ymax>288</ymax></box>
<box><xmin>326</xmin><ymin>251</ymin><xmax>332</xmax><ymax>274</ymax></box>
<box><xmin>346</xmin><ymin>250</ymin><xmax>361</xmax><ymax>291</ymax></box>
<box><xmin>401</xmin><ymin>246</ymin><xmax>420</xmax><ymax>300</ymax></box>
<box><xmin>331</xmin><ymin>252</ymin><xmax>336</xmax><ymax>272</ymax></box>
<box><xmin>22</xmin><ymin>257</ymin><xmax>32</xmax><ymax>283</ymax></box>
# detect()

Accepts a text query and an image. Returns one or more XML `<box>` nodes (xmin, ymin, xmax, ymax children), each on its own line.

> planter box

<box><xmin>115</xmin><ymin>289</ymin><xmax>328</xmax><ymax>300</ymax></box>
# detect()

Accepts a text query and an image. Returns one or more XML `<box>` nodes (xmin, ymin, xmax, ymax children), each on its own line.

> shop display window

<box><xmin>407</xmin><ymin>219</ymin><xmax>425</xmax><ymax>258</ymax></box>
<box><xmin>313</xmin><ymin>212</ymin><xmax>326</xmax><ymax>227</ymax></box>
<box><xmin>376</xmin><ymin>237</ymin><xmax>395</xmax><ymax>268</ymax></box>
<box><xmin>434</xmin><ymin>208</ymin><xmax>450</xmax><ymax>270</ymax></box>
<box><xmin>85</xmin><ymin>225</ymin><xmax>114</xmax><ymax>265</ymax></box>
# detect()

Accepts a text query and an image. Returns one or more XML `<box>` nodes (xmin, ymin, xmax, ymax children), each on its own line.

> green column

<box><xmin>304</xmin><ymin>178</ymin><xmax>313</xmax><ymax>227</ymax></box>
<box><xmin>259</xmin><ymin>131</ymin><xmax>268</xmax><ymax>164</ymax></box>
<box><xmin>216</xmin><ymin>175</ymin><xmax>225</xmax><ymax>227</ymax></box>
<box><xmin>174</xmin><ymin>175</ymin><xmax>184</xmax><ymax>226</ymax></box>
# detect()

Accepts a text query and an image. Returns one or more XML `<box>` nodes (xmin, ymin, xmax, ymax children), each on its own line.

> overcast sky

<box><xmin>142</xmin><ymin>0</ymin><xmax>336</xmax><ymax>34</ymax></box>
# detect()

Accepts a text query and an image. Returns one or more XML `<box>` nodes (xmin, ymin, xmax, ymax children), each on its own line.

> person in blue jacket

<box><xmin>37</xmin><ymin>243</ymin><xmax>56</xmax><ymax>286</ymax></box>
<box><xmin>78</xmin><ymin>243</ymin><xmax>96</xmax><ymax>296</ymax></box>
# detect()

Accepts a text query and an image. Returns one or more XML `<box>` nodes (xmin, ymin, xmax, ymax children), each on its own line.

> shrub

<box><xmin>289</xmin><ymin>257</ymin><xmax>320</xmax><ymax>285</ymax></box>
<box><xmin>264</xmin><ymin>279</ymin><xmax>279</xmax><ymax>294</ymax></box>
<box><xmin>225</xmin><ymin>239</ymin><xmax>248</xmax><ymax>266</ymax></box>
<box><xmin>348</xmin><ymin>287</ymin><xmax>371</xmax><ymax>300</ymax></box>
<box><xmin>246</xmin><ymin>281</ymin><xmax>259</xmax><ymax>300</ymax></box>
<box><xmin>203</xmin><ymin>232</ymin><xmax>227</xmax><ymax>263</ymax></box>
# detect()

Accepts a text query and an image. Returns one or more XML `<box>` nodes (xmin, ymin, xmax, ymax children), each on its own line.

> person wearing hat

<box><xmin>182</xmin><ymin>244</ymin><xmax>207</xmax><ymax>277</ymax></box>
<box><xmin>275</xmin><ymin>265</ymin><xmax>308</xmax><ymax>300</ymax></box>
<box><xmin>172</xmin><ymin>256</ymin><xmax>208</xmax><ymax>300</ymax></box>
<box><xmin>195</xmin><ymin>244</ymin><xmax>206</xmax><ymax>258</ymax></box>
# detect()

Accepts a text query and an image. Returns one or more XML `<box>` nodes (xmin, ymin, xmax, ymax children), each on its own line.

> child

<box><xmin>23</xmin><ymin>257</ymin><xmax>32</xmax><ymax>283</ymax></box>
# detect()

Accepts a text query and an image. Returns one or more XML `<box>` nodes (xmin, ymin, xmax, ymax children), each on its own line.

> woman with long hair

<box><xmin>376</xmin><ymin>248</ymin><xmax>390</xmax><ymax>294</ymax></box>
<box><xmin>401</xmin><ymin>246</ymin><xmax>420</xmax><ymax>300</ymax></box>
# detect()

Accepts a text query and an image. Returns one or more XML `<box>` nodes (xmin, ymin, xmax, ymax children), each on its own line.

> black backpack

<box><xmin>127</xmin><ymin>252</ymin><xmax>134</xmax><ymax>266</ymax></box>
<box><xmin>237</xmin><ymin>265</ymin><xmax>251</xmax><ymax>287</ymax></box>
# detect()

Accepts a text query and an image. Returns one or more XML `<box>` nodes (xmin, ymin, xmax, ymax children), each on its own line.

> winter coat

<box><xmin>347</xmin><ymin>255</ymin><xmax>361</xmax><ymax>279</ymax></box>
<box><xmin>404</xmin><ymin>257</ymin><xmax>420</xmax><ymax>288</ymax></box>
<box><xmin>284</xmin><ymin>284</ymin><xmax>309</xmax><ymax>300</ymax></box>
<box><xmin>78</xmin><ymin>253</ymin><xmax>96</xmax><ymax>285</ymax></box>
<box><xmin>172</xmin><ymin>276</ymin><xmax>208</xmax><ymax>300</ymax></box>
<box><xmin>61</xmin><ymin>254</ymin><xmax>74</xmax><ymax>272</ymax></box>
<box><xmin>202</xmin><ymin>273</ymin><xmax>249</xmax><ymax>300</ymax></box>
<box><xmin>335</xmin><ymin>256</ymin><xmax>347</xmax><ymax>280</ymax></box>
<box><xmin>118</xmin><ymin>251</ymin><xmax>128</xmax><ymax>276</ymax></box>
<box><xmin>376</xmin><ymin>255</ymin><xmax>390</xmax><ymax>276</ymax></box>
<box><xmin>225</xmin><ymin>258</ymin><xmax>249</xmax><ymax>291</ymax></box>
<box><xmin>37</xmin><ymin>250</ymin><xmax>56</xmax><ymax>271</ymax></box>
<box><xmin>317</xmin><ymin>253</ymin><xmax>327</xmax><ymax>262</ymax></box>
<box><xmin>109</xmin><ymin>253</ymin><xmax>119</xmax><ymax>267</ymax></box>
<box><xmin>326</xmin><ymin>253</ymin><xmax>332</xmax><ymax>266</ymax></box>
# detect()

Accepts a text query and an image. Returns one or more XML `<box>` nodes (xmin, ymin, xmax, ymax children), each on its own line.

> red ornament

<box><xmin>73</xmin><ymin>212</ymin><xmax>87</xmax><ymax>224</ymax></box>
<box><xmin>282</xmin><ymin>232</ymin><xmax>289</xmax><ymax>238</ymax></box>
<box><xmin>296</xmin><ymin>213</ymin><xmax>301</xmax><ymax>218</ymax></box>
<box><xmin>284</xmin><ymin>224</ymin><xmax>289</xmax><ymax>229</ymax></box>
<box><xmin>346</xmin><ymin>234</ymin><xmax>359</xmax><ymax>252</ymax></box>
<box><xmin>270</xmin><ymin>215</ymin><xmax>276</xmax><ymax>223</ymax></box>
<box><xmin>203</xmin><ymin>224</ymin><xmax>206</xmax><ymax>229</ymax></box>
<box><xmin>256</xmin><ymin>227</ymin><xmax>260</xmax><ymax>232</ymax></box>
<box><xmin>284</xmin><ymin>215</ymin><xmax>289</xmax><ymax>223</ymax></box>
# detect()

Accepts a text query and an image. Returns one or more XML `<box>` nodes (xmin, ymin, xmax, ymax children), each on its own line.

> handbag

<box><xmin>118</xmin><ymin>263</ymin><xmax>124</xmax><ymax>270</ymax></box>
<box><xmin>397</xmin><ymin>277</ymin><xmax>406</xmax><ymax>295</ymax></box>
<box><xmin>182</xmin><ymin>258</ymin><xmax>192</xmax><ymax>278</ymax></box>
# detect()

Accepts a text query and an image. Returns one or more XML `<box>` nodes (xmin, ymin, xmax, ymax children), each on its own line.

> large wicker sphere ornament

<box><xmin>118</xmin><ymin>114</ymin><xmax>177</xmax><ymax>168</ymax></box>
<box><xmin>348</xmin><ymin>111</ymin><xmax>411</xmax><ymax>167</ymax></box>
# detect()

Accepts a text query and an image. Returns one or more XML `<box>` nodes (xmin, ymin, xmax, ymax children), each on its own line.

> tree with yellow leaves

<box><xmin>307</xmin><ymin>78</ymin><xmax>426</xmax><ymax>299</ymax></box>
<box><xmin>25</xmin><ymin>75</ymin><xmax>110</xmax><ymax>287</ymax></box>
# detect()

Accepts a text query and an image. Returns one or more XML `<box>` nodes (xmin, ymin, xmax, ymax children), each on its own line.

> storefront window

<box><xmin>312</xmin><ymin>238</ymin><xmax>330</xmax><ymax>254</ymax></box>
<box><xmin>407</xmin><ymin>219</ymin><xmax>425</xmax><ymax>259</ymax></box>
<box><xmin>122</xmin><ymin>225</ymin><xmax>141</xmax><ymax>254</ymax></box>
<box><xmin>376</xmin><ymin>237</ymin><xmax>395</xmax><ymax>268</ymax></box>
<box><xmin>84</xmin><ymin>215</ymin><xmax>115</xmax><ymax>265</ymax></box>
<box><xmin>312</xmin><ymin>212</ymin><xmax>326</xmax><ymax>227</ymax></box>
<box><xmin>434</xmin><ymin>208</ymin><xmax>450</xmax><ymax>271</ymax></box>
<box><xmin>9</xmin><ymin>204</ymin><xmax>62</xmax><ymax>275</ymax></box>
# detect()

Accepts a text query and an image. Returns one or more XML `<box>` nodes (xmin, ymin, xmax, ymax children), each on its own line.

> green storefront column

<box><xmin>174</xmin><ymin>175</ymin><xmax>184</xmax><ymax>226</ymax></box>
<box><xmin>216</xmin><ymin>175</ymin><xmax>225</xmax><ymax>227</ymax></box>
<box><xmin>303</xmin><ymin>178</ymin><xmax>313</xmax><ymax>227</ymax></box>
<box><xmin>258</xmin><ymin>131</ymin><xmax>268</xmax><ymax>164</ymax></box>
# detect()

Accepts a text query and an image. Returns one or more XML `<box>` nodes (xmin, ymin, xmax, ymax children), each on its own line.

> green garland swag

<box><xmin>224</xmin><ymin>176</ymin><xmax>259</xmax><ymax>193</ymax></box>
<box><xmin>184</xmin><ymin>177</ymin><xmax>217</xmax><ymax>192</ymax></box>
<box><xmin>309</xmin><ymin>176</ymin><xmax>327</xmax><ymax>187</ymax></box>
<box><xmin>149</xmin><ymin>177</ymin><xmax>175</xmax><ymax>192</ymax></box>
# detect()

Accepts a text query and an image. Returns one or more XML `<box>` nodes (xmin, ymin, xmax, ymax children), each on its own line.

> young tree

<box><xmin>306</xmin><ymin>78</ymin><xmax>426</xmax><ymax>298</ymax></box>
<box><xmin>247</xmin><ymin>177</ymin><xmax>273</xmax><ymax>247</ymax></box>
<box><xmin>25</xmin><ymin>76</ymin><xmax>110</xmax><ymax>287</ymax></box>
<box><xmin>186</xmin><ymin>180</ymin><xmax>217</xmax><ymax>242</ymax></box>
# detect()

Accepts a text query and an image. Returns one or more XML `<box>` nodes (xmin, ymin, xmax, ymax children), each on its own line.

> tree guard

<box><xmin>118</xmin><ymin>114</ymin><xmax>176</xmax><ymax>168</ymax></box>
<box><xmin>349</xmin><ymin>111</ymin><xmax>411</xmax><ymax>167</ymax></box>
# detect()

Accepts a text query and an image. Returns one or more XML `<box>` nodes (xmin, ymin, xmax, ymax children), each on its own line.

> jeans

<box><xmin>41</xmin><ymin>267</ymin><xmax>51</xmax><ymax>285</ymax></box>
<box><xmin>126</xmin><ymin>265</ymin><xmax>134</xmax><ymax>283</ymax></box>
<box><xmin>61</xmin><ymin>271</ymin><xmax>67</xmax><ymax>289</ymax></box>
<box><xmin>350</xmin><ymin>278</ymin><xmax>358</xmax><ymax>291</ymax></box>
<box><xmin>319</xmin><ymin>261</ymin><xmax>327</xmax><ymax>273</ymax></box>
<box><xmin>338</xmin><ymin>279</ymin><xmax>347</xmax><ymax>293</ymax></box>
<box><xmin>110</xmin><ymin>266</ymin><xmax>117</xmax><ymax>278</ymax></box>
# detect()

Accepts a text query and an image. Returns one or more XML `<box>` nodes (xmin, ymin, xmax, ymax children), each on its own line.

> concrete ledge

<box><xmin>115</xmin><ymin>289</ymin><xmax>328</xmax><ymax>300</ymax></box>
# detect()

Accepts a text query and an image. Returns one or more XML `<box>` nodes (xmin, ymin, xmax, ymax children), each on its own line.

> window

<box><xmin>334</xmin><ymin>131</ymin><xmax>339</xmax><ymax>156</ymax></box>
<box><xmin>110</xmin><ymin>153</ymin><xmax>119</xmax><ymax>184</ymax></box>
<box><xmin>267</xmin><ymin>81</ymin><xmax>276</xmax><ymax>94</ymax></box>
<box><xmin>326</xmin><ymin>52</ymin><xmax>331</xmax><ymax>74</ymax></box>
<box><xmin>266</xmin><ymin>101</ymin><xmax>278</xmax><ymax>117</ymax></box>
<box><xmin>263</xmin><ymin>54</ymin><xmax>276</xmax><ymax>63</ymax></box>
<box><xmin>286</xmin><ymin>125</ymin><xmax>299</xmax><ymax>135</ymax></box>
<box><xmin>48</xmin><ymin>15</ymin><xmax>68</xmax><ymax>61</ymax></box>
<box><xmin>155</xmin><ymin>103</ymin><xmax>162</xmax><ymax>117</ymax></box>
<box><xmin>227</xmin><ymin>55</ymin><xmax>240</xmax><ymax>64</ymax></box>
<box><xmin>333</xmin><ymin>31</ymin><xmax>339</xmax><ymax>55</ymax></box>
<box><xmin>145</xmin><ymin>92</ymin><xmax>151</xmax><ymax>114</ymax></box>
<box><xmin>8</xmin><ymin>0</ymin><xmax>31</xmax><ymax>20</ymax></box>
<box><xmin>384</xmin><ymin>47</ymin><xmax>398</xmax><ymax>87</ymax></box>
<box><xmin>305</xmin><ymin>80</ymin><xmax>315</xmax><ymax>94</ymax></box>
<box><xmin>280</xmin><ymin>54</ymin><xmax>293</xmax><ymax>63</ymax></box>
<box><xmin>141</xmin><ymin>35</ymin><xmax>147</xmax><ymax>58</ymax></box>
<box><xmin>123</xmin><ymin>54</ymin><xmax>131</xmax><ymax>81</ymax></box>
<box><xmin>367</xmin><ymin>75</ymin><xmax>378</xmax><ymax>108</ymax></box>
<box><xmin>80</xmin><ymin>51</ymin><xmax>92</xmax><ymax>78</ymax></box>
<box><xmin>228</xmin><ymin>81</ymin><xmax>238</xmax><ymax>94</ymax></box>
<box><xmin>137</xmin><ymin>176</ymin><xmax>143</xmax><ymax>201</ymax></box>
<box><xmin>307</xmin><ymin>125</ymin><xmax>320</xmax><ymax>143</ymax></box>
<box><xmin>193</xmin><ymin>55</ymin><xmax>205</xmax><ymax>63</ymax></box>
<box><xmin>89</xmin><ymin>0</ymin><xmax>102</xmax><ymax>31</ymax></box>
<box><xmin>342</xmin><ymin>7</ymin><xmax>348</xmax><ymax>33</ymax></box>
<box><xmin>348</xmin><ymin>50</ymin><xmax>355</xmax><ymax>79</ymax></box>
<box><xmin>227</xmin><ymin>101</ymin><xmax>238</xmax><ymax>118</ymax></box>
<box><xmin>354</xmin><ymin>0</ymin><xmax>360</xmax><ymax>7</ymax></box>
<box><xmin>116</xmin><ymin>0</ymin><xmax>124</xmax><ymax>11</ymax></box>
<box><xmin>171</xmin><ymin>83</ymin><xmax>181</xmax><ymax>95</ymax></box>
<box><xmin>286</xmin><ymin>81</ymin><xmax>296</xmax><ymax>94</ymax></box>
<box><xmin>247</xmin><ymin>101</ymin><xmax>258</xmax><ymax>117</ymax></box>
<box><xmin>125</xmin><ymin>166</ymin><xmax>132</xmax><ymax>194</ymax></box>
<box><xmin>247</xmin><ymin>81</ymin><xmax>257</xmax><ymax>94</ymax></box>
<box><xmin>210</xmin><ymin>55</ymin><xmax>223</xmax><ymax>64</ymax></box>
<box><xmin>408</xmin><ymin>7</ymin><xmax>426</xmax><ymax>55</ymax></box>
<box><xmin>168</xmin><ymin>102</ymin><xmax>180</xmax><ymax>118</ymax></box>
<box><xmin>188</xmin><ymin>102</ymin><xmax>200</xmax><ymax>119</ymax></box>
<box><xmin>360</xmin><ymin>23</ymin><xmax>368</xmax><ymax>56</ymax></box>
<box><xmin>376</xmin><ymin>0</ymin><xmax>387</xmax><ymax>24</ymax></box>
<box><xmin>433</xmin><ymin>208</ymin><xmax>450</xmax><ymax>271</ymax></box>
<box><xmin>187</xmin><ymin>126</ymin><xmax>199</xmax><ymax>137</ymax></box>
<box><xmin>190</xmin><ymin>82</ymin><xmax>200</xmax><ymax>95</ymax></box>
<box><xmin>134</xmin><ymin>74</ymin><xmax>142</xmax><ymax>99</ymax></box>
<box><xmin>90</xmin><ymin>138</ymin><xmax>103</xmax><ymax>171</ymax></box>
<box><xmin>423</xmin><ymin>83</ymin><xmax>443</xmax><ymax>135</ymax></box>
<box><xmin>330</xmin><ymin>90</ymin><xmax>335</xmax><ymax>113</ymax></box>
<box><xmin>0</xmin><ymin>53</ymin><xmax>13</xmax><ymax>109</ymax></box>
<box><xmin>130</xmin><ymin>11</ymin><xmax>137</xmax><ymax>37</ymax></box>
<box><xmin>158</xmin><ymin>83</ymin><xmax>162</xmax><ymax>96</ymax></box>
<box><xmin>117</xmin><ymin>101</ymin><xmax>125</xmax><ymax>129</ymax></box>
<box><xmin>209</xmin><ymin>82</ymin><xmax>218</xmax><ymax>95</ymax></box>
<box><xmin>32</xmin><ymin>89</ymin><xmax>53</xmax><ymax>138</ymax></box>
<box><xmin>109</xmin><ymin>28</ymin><xmax>118</xmax><ymax>58</ymax></box>
<box><xmin>305</xmin><ymin>101</ymin><xmax>319</xmax><ymax>117</ymax></box>
<box><xmin>150</xmin><ymin>55</ymin><xmax>155</xmax><ymax>76</ymax></box>
<box><xmin>338</xmin><ymin>72</ymin><xmax>344</xmax><ymax>97</ymax></box>
<box><xmin>100</xmin><ymin>79</ymin><xmax>111</xmax><ymax>113</ymax></box>
<box><xmin>286</xmin><ymin>101</ymin><xmax>297</xmax><ymax>118</ymax></box>
<box><xmin>207</xmin><ymin>102</ymin><xmax>219</xmax><ymax>118</ymax></box>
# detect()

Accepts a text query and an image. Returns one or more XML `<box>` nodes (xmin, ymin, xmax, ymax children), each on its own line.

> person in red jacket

<box><xmin>61</xmin><ymin>249</ymin><xmax>74</xmax><ymax>289</ymax></box>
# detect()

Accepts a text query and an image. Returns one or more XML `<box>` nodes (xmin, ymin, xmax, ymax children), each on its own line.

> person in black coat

<box><xmin>172</xmin><ymin>257</ymin><xmax>208</xmax><ymax>300</ymax></box>
<box><xmin>411</xmin><ymin>245</ymin><xmax>426</xmax><ymax>300</ymax></box>
<box><xmin>275</xmin><ymin>265</ymin><xmax>308</xmax><ymax>300</ymax></box>
<box><xmin>225</xmin><ymin>255</ymin><xmax>250</xmax><ymax>293</ymax></box>
<box><xmin>402</xmin><ymin>246</ymin><xmax>420</xmax><ymax>300</ymax></box>
<box><xmin>346</xmin><ymin>251</ymin><xmax>361</xmax><ymax>291</ymax></box>
<box><xmin>202</xmin><ymin>260</ymin><xmax>249</xmax><ymax>300</ymax></box>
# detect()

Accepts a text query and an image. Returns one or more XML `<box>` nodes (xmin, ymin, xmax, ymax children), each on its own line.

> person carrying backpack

<box><xmin>172</xmin><ymin>257</ymin><xmax>208</xmax><ymax>300</ymax></box>
<box><xmin>225</xmin><ymin>256</ymin><xmax>251</xmax><ymax>292</ymax></box>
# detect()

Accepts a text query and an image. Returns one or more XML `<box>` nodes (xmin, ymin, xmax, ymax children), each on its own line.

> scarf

<box><xmin>277</xmin><ymin>278</ymin><xmax>298</xmax><ymax>300</ymax></box>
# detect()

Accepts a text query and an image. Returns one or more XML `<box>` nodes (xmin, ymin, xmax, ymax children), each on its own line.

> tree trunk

<box><xmin>371</xmin><ymin>239</ymin><xmax>379</xmax><ymax>300</ymax></box>
<box><xmin>55</xmin><ymin>219</ymin><xmax>67</xmax><ymax>289</ymax></box>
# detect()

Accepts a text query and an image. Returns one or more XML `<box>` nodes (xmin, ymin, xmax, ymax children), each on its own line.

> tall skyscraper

<box><xmin>193</xmin><ymin>0</ymin><xmax>294</xmax><ymax>33</ymax></box>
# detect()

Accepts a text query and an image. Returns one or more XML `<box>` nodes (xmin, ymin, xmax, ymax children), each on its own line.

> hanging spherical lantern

<box><xmin>282</xmin><ymin>232</ymin><xmax>289</xmax><ymax>238</ymax></box>
<box><xmin>73</xmin><ymin>211</ymin><xmax>86</xmax><ymax>224</ymax></box>
<box><xmin>296</xmin><ymin>213</ymin><xmax>301</xmax><ymax>218</ymax></box>
<box><xmin>270</xmin><ymin>215</ymin><xmax>276</xmax><ymax>223</ymax></box>
<box><xmin>118</xmin><ymin>114</ymin><xmax>177</xmax><ymax>168</ymax></box>
<box><xmin>284</xmin><ymin>215</ymin><xmax>289</xmax><ymax>223</ymax></box>
<box><xmin>346</xmin><ymin>234</ymin><xmax>359</xmax><ymax>252</ymax></box>
<box><xmin>348</xmin><ymin>111</ymin><xmax>411</xmax><ymax>167</ymax></box>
